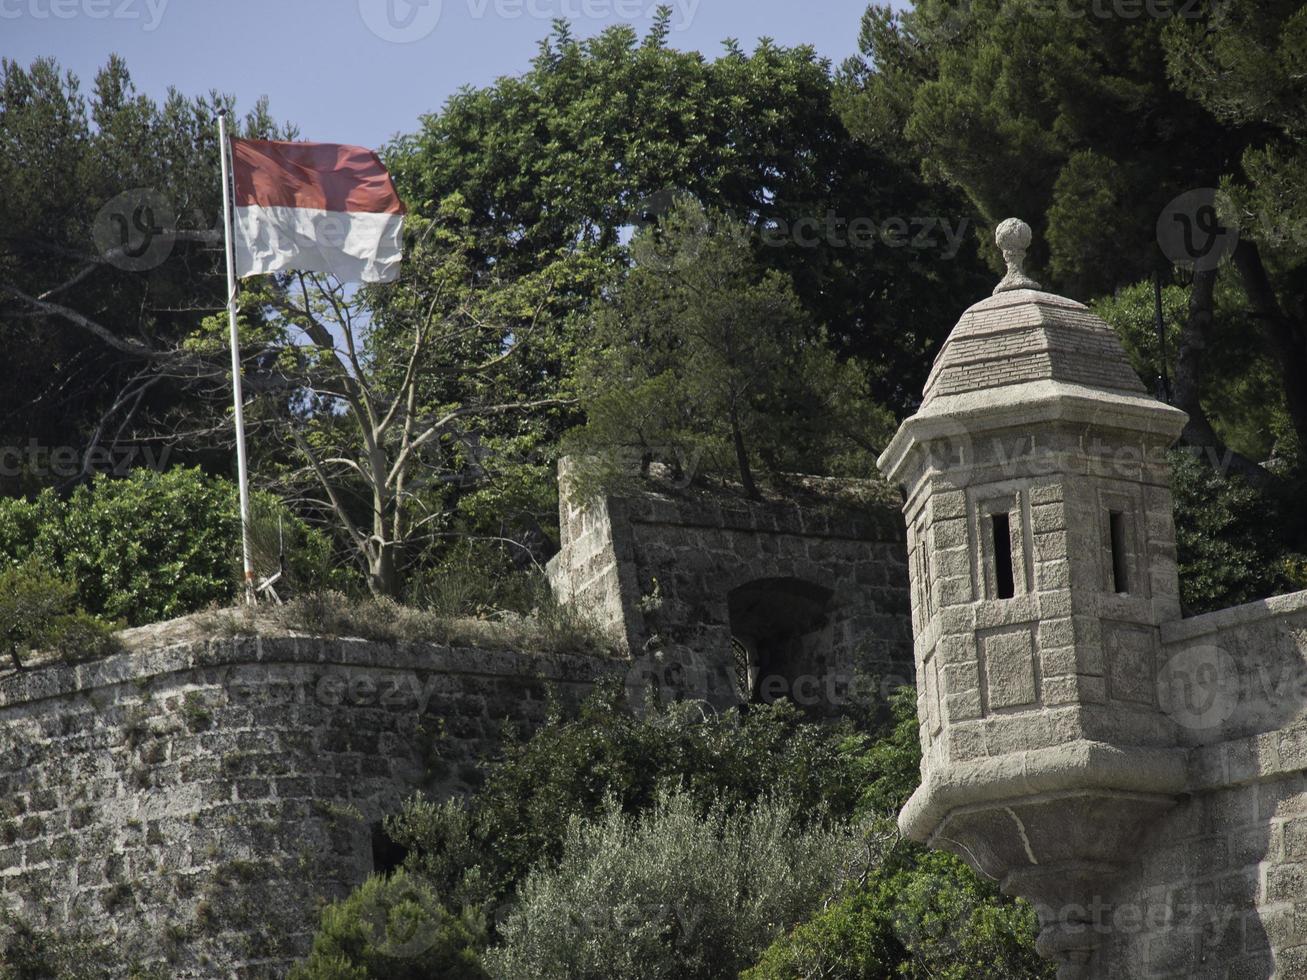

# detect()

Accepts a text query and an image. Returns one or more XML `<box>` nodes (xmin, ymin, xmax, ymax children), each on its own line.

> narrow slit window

<box><xmin>991</xmin><ymin>512</ymin><xmax>1015</xmax><ymax>600</ymax></box>
<box><xmin>1109</xmin><ymin>511</ymin><xmax>1130</xmax><ymax>594</ymax></box>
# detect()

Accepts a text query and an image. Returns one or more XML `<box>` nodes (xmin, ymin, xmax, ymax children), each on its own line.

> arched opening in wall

<box><xmin>371</xmin><ymin>821</ymin><xmax>407</xmax><ymax>875</ymax></box>
<box><xmin>728</xmin><ymin>578</ymin><xmax>836</xmax><ymax>716</ymax></box>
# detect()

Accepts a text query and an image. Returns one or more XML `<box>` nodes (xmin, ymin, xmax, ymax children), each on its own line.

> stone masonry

<box><xmin>878</xmin><ymin>219</ymin><xmax>1307</xmax><ymax>979</ymax></box>
<box><xmin>0</xmin><ymin>632</ymin><xmax>613</xmax><ymax>977</ymax></box>
<box><xmin>547</xmin><ymin>461</ymin><xmax>914</xmax><ymax>716</ymax></box>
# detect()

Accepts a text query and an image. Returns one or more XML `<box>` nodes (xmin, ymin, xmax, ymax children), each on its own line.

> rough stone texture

<box><xmin>548</xmin><ymin>462</ymin><xmax>913</xmax><ymax>715</ymax></box>
<box><xmin>1097</xmin><ymin>595</ymin><xmax>1307</xmax><ymax>979</ymax></box>
<box><xmin>0</xmin><ymin>635</ymin><xmax>615</xmax><ymax>977</ymax></box>
<box><xmin>879</xmin><ymin>236</ymin><xmax>1307</xmax><ymax>980</ymax></box>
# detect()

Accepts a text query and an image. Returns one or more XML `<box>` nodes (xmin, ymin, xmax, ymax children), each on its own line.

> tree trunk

<box><xmin>1232</xmin><ymin>239</ymin><xmax>1307</xmax><ymax>456</ymax></box>
<box><xmin>1173</xmin><ymin>265</ymin><xmax>1271</xmax><ymax>487</ymax></box>
<box><xmin>729</xmin><ymin>406</ymin><xmax>760</xmax><ymax>500</ymax></box>
<box><xmin>369</xmin><ymin>547</ymin><xmax>398</xmax><ymax>600</ymax></box>
<box><xmin>368</xmin><ymin>445</ymin><xmax>400</xmax><ymax>599</ymax></box>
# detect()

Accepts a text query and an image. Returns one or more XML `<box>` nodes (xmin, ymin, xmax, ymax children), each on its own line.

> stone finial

<box><xmin>993</xmin><ymin>217</ymin><xmax>1042</xmax><ymax>295</ymax></box>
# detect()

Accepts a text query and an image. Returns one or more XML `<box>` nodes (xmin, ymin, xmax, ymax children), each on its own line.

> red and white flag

<box><xmin>230</xmin><ymin>139</ymin><xmax>405</xmax><ymax>283</ymax></box>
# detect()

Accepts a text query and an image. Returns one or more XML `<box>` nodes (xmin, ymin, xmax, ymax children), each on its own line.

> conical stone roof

<box><xmin>878</xmin><ymin>218</ymin><xmax>1188</xmax><ymax>485</ymax></box>
<box><xmin>919</xmin><ymin>288</ymin><xmax>1148</xmax><ymax>411</ymax></box>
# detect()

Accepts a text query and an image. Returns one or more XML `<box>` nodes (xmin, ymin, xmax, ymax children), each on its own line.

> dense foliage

<box><xmin>745</xmin><ymin>688</ymin><xmax>1051</xmax><ymax>980</ymax></box>
<box><xmin>287</xmin><ymin>872</ymin><xmax>488</xmax><ymax>980</ymax></box>
<box><xmin>1170</xmin><ymin>449</ymin><xmax>1307</xmax><ymax>615</ymax></box>
<box><xmin>569</xmin><ymin>199</ymin><xmax>894</xmax><ymax>495</ymax></box>
<box><xmin>0</xmin><ymin>561</ymin><xmax>116</xmax><ymax>669</ymax></box>
<box><xmin>0</xmin><ymin>56</ymin><xmax>288</xmax><ymax>494</ymax></box>
<box><xmin>388</xmin><ymin>16</ymin><xmax>990</xmax><ymax>410</ymax></box>
<box><xmin>6</xmin><ymin>5</ymin><xmax>1307</xmax><ymax>978</ymax></box>
<box><xmin>0</xmin><ymin>467</ymin><xmax>335</xmax><ymax>626</ymax></box>
<box><xmin>287</xmin><ymin>686</ymin><xmax>1046</xmax><ymax>979</ymax></box>
<box><xmin>386</xmin><ymin>690</ymin><xmax>868</xmax><ymax>911</ymax></box>
<box><xmin>485</xmin><ymin>790</ymin><xmax>864</xmax><ymax>980</ymax></box>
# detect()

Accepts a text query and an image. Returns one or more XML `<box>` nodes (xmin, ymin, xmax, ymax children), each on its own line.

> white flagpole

<box><xmin>217</xmin><ymin>108</ymin><xmax>256</xmax><ymax>605</ymax></box>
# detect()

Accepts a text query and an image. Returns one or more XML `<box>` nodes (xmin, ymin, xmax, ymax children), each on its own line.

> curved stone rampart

<box><xmin>0</xmin><ymin>632</ymin><xmax>614</xmax><ymax>977</ymax></box>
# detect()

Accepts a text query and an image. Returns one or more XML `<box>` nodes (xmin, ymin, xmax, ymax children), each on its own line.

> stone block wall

<box><xmin>0</xmin><ymin>633</ymin><xmax>615</xmax><ymax>978</ymax></box>
<box><xmin>1095</xmin><ymin>592</ymin><xmax>1307</xmax><ymax>978</ymax></box>
<box><xmin>548</xmin><ymin>468</ymin><xmax>913</xmax><ymax>715</ymax></box>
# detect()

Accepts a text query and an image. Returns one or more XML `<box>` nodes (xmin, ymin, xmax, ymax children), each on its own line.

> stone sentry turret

<box><xmin>877</xmin><ymin>219</ymin><xmax>1191</xmax><ymax>977</ymax></box>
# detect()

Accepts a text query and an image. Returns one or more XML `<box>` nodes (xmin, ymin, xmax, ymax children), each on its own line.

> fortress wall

<box><xmin>549</xmin><ymin>480</ymin><xmax>913</xmax><ymax>714</ymax></box>
<box><xmin>0</xmin><ymin>634</ymin><xmax>614</xmax><ymax>978</ymax></box>
<box><xmin>1096</xmin><ymin>593</ymin><xmax>1307</xmax><ymax>978</ymax></box>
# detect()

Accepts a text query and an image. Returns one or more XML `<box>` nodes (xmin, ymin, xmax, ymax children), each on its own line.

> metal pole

<box><xmin>218</xmin><ymin>108</ymin><xmax>256</xmax><ymax>605</ymax></box>
<box><xmin>1153</xmin><ymin>270</ymin><xmax>1173</xmax><ymax>404</ymax></box>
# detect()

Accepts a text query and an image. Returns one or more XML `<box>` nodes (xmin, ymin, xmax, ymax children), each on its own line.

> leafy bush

<box><xmin>0</xmin><ymin>468</ymin><xmax>340</xmax><ymax>627</ymax></box>
<box><xmin>1170</xmin><ymin>449</ymin><xmax>1307</xmax><ymax>615</ymax></box>
<box><xmin>386</xmin><ymin>689</ymin><xmax>868</xmax><ymax>912</ymax></box>
<box><xmin>287</xmin><ymin>870</ymin><xmax>488</xmax><ymax>980</ymax></box>
<box><xmin>0</xmin><ymin>561</ymin><xmax>117</xmax><ymax>668</ymax></box>
<box><xmin>298</xmin><ymin>687</ymin><xmax>1048</xmax><ymax>980</ymax></box>
<box><xmin>743</xmin><ymin>847</ymin><xmax>1048</xmax><ymax>980</ymax></box>
<box><xmin>484</xmin><ymin>790</ymin><xmax>864</xmax><ymax>980</ymax></box>
<box><xmin>745</xmin><ymin>687</ymin><xmax>1051</xmax><ymax>980</ymax></box>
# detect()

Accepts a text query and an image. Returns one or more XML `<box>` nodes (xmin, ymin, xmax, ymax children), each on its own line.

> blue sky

<box><xmin>4</xmin><ymin>0</ymin><xmax>904</xmax><ymax>150</ymax></box>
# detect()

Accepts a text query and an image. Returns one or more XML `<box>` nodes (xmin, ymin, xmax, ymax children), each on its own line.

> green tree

<box><xmin>387</xmin><ymin>16</ymin><xmax>990</xmax><ymax>411</ymax></box>
<box><xmin>1092</xmin><ymin>279</ymin><xmax>1292</xmax><ymax>463</ymax></box>
<box><xmin>287</xmin><ymin>871</ymin><xmax>488</xmax><ymax>980</ymax></box>
<box><xmin>0</xmin><ymin>560</ymin><xmax>115</xmax><ymax>670</ymax></box>
<box><xmin>844</xmin><ymin>0</ymin><xmax>1305</xmax><ymax>473</ymax></box>
<box><xmin>1163</xmin><ymin>1</ymin><xmax>1307</xmax><ymax>458</ymax></box>
<box><xmin>1169</xmin><ymin>449</ymin><xmax>1307</xmax><ymax>615</ymax></box>
<box><xmin>569</xmin><ymin>200</ymin><xmax>893</xmax><ymax>498</ymax></box>
<box><xmin>0</xmin><ymin>56</ymin><xmax>290</xmax><ymax>494</ymax></box>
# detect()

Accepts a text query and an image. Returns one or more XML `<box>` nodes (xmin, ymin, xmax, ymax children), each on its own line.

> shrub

<box><xmin>1170</xmin><ymin>449</ymin><xmax>1307</xmax><ymax>615</ymax></box>
<box><xmin>286</xmin><ymin>870</ymin><xmax>488</xmax><ymax>980</ymax></box>
<box><xmin>0</xmin><ymin>468</ymin><xmax>341</xmax><ymax>627</ymax></box>
<box><xmin>387</xmin><ymin>689</ymin><xmax>869</xmax><ymax>912</ymax></box>
<box><xmin>744</xmin><ymin>687</ymin><xmax>1050</xmax><ymax>980</ymax></box>
<box><xmin>484</xmin><ymin>789</ymin><xmax>864</xmax><ymax>980</ymax></box>
<box><xmin>0</xmin><ymin>561</ymin><xmax>118</xmax><ymax>668</ymax></box>
<box><xmin>743</xmin><ymin>846</ymin><xmax>1049</xmax><ymax>980</ymax></box>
